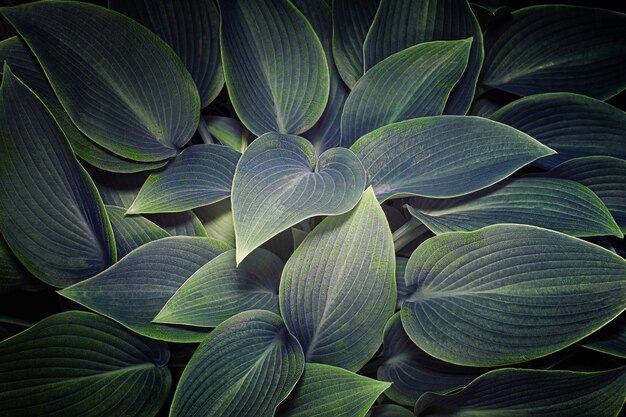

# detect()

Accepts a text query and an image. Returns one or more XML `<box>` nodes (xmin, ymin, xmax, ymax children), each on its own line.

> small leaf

<box><xmin>401</xmin><ymin>224</ymin><xmax>626</xmax><ymax>367</ymax></box>
<box><xmin>127</xmin><ymin>144</ymin><xmax>240</xmax><ymax>214</ymax></box>
<box><xmin>0</xmin><ymin>64</ymin><xmax>115</xmax><ymax>288</ymax></box>
<box><xmin>581</xmin><ymin>314</ymin><xmax>626</xmax><ymax>359</ymax></box>
<box><xmin>0</xmin><ymin>235</ymin><xmax>40</xmax><ymax>295</ymax></box>
<box><xmin>105</xmin><ymin>205</ymin><xmax>170</xmax><ymax>259</ymax></box>
<box><xmin>276</xmin><ymin>363</ymin><xmax>390</xmax><ymax>417</ymax></box>
<box><xmin>202</xmin><ymin>116</ymin><xmax>250</xmax><ymax>153</ymax></box>
<box><xmin>340</xmin><ymin>39</ymin><xmax>472</xmax><ymax>147</ymax></box>
<box><xmin>170</xmin><ymin>310</ymin><xmax>304</xmax><ymax>417</ymax></box>
<box><xmin>395</xmin><ymin>257</ymin><xmax>410</xmax><ymax>309</ymax></box>
<box><xmin>0</xmin><ymin>311</ymin><xmax>170</xmax><ymax>417</ymax></box>
<box><xmin>368</xmin><ymin>405</ymin><xmax>414</xmax><ymax>417</ymax></box>
<box><xmin>154</xmin><ymin>249</ymin><xmax>282</xmax><ymax>327</ymax></box>
<box><xmin>481</xmin><ymin>5</ymin><xmax>626</xmax><ymax>99</ymax></box>
<box><xmin>90</xmin><ymin>169</ymin><xmax>149</xmax><ymax>209</ymax></box>
<box><xmin>148</xmin><ymin>211</ymin><xmax>208</xmax><ymax>237</ymax></box>
<box><xmin>59</xmin><ymin>237</ymin><xmax>230</xmax><ymax>342</ymax></box>
<box><xmin>280</xmin><ymin>188</ymin><xmax>396</xmax><ymax>371</ymax></box>
<box><xmin>219</xmin><ymin>0</ymin><xmax>329</xmax><ymax>136</ymax></box>
<box><xmin>195</xmin><ymin>199</ymin><xmax>236</xmax><ymax>246</ymax></box>
<box><xmin>350</xmin><ymin>116</ymin><xmax>554</xmax><ymax>202</ymax></box>
<box><xmin>415</xmin><ymin>367</ymin><xmax>626</xmax><ymax>417</ymax></box>
<box><xmin>232</xmin><ymin>133</ymin><xmax>366</xmax><ymax>263</ymax></box>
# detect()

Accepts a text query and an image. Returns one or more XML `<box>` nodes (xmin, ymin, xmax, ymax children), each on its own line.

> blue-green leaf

<box><xmin>195</xmin><ymin>199</ymin><xmax>236</xmax><ymax>246</ymax></box>
<box><xmin>147</xmin><ymin>211</ymin><xmax>208</xmax><ymax>237</ymax></box>
<box><xmin>581</xmin><ymin>314</ymin><xmax>626</xmax><ymax>359</ymax></box>
<box><xmin>201</xmin><ymin>116</ymin><xmax>250</xmax><ymax>153</ymax></box>
<box><xmin>105</xmin><ymin>205</ymin><xmax>169</xmax><ymax>259</ymax></box>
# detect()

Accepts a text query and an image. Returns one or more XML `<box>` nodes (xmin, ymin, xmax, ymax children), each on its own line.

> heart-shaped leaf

<box><xmin>276</xmin><ymin>363</ymin><xmax>390</xmax><ymax>417</ymax></box>
<box><xmin>1</xmin><ymin>1</ymin><xmax>199</xmax><ymax>162</ymax></box>
<box><xmin>232</xmin><ymin>132</ymin><xmax>366</xmax><ymax>263</ymax></box>
<box><xmin>127</xmin><ymin>144</ymin><xmax>240</xmax><ymax>214</ymax></box>
<box><xmin>340</xmin><ymin>39</ymin><xmax>472</xmax><ymax>147</ymax></box>
<box><xmin>363</xmin><ymin>0</ymin><xmax>484</xmax><ymax>115</ymax></box>
<box><xmin>0</xmin><ymin>64</ymin><xmax>115</xmax><ymax>288</ymax></box>
<box><xmin>406</xmin><ymin>177</ymin><xmax>622</xmax><ymax>238</ymax></box>
<box><xmin>170</xmin><ymin>310</ymin><xmax>304</xmax><ymax>417</ymax></box>
<box><xmin>581</xmin><ymin>314</ymin><xmax>626</xmax><ymax>359</ymax></box>
<box><xmin>105</xmin><ymin>205</ymin><xmax>169</xmax><ymax>259</ymax></box>
<box><xmin>219</xmin><ymin>0</ymin><xmax>329</xmax><ymax>136</ymax></box>
<box><xmin>59</xmin><ymin>237</ymin><xmax>230</xmax><ymax>342</ymax></box>
<box><xmin>280</xmin><ymin>188</ymin><xmax>396</xmax><ymax>371</ymax></box>
<box><xmin>0</xmin><ymin>311</ymin><xmax>170</xmax><ymax>417</ymax></box>
<box><xmin>350</xmin><ymin>116</ymin><xmax>554</xmax><ymax>202</ymax></box>
<box><xmin>481</xmin><ymin>5</ymin><xmax>626</xmax><ymax>99</ymax></box>
<box><xmin>414</xmin><ymin>367</ymin><xmax>626</xmax><ymax>417</ymax></box>
<box><xmin>401</xmin><ymin>224</ymin><xmax>626</xmax><ymax>367</ymax></box>
<box><xmin>491</xmin><ymin>93</ymin><xmax>626</xmax><ymax>169</ymax></box>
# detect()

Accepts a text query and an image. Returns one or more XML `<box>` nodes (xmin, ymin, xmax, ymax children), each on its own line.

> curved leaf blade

<box><xmin>0</xmin><ymin>235</ymin><xmax>40</xmax><ymax>295</ymax></box>
<box><xmin>581</xmin><ymin>314</ymin><xmax>626</xmax><ymax>359</ymax></box>
<box><xmin>105</xmin><ymin>205</ymin><xmax>170</xmax><ymax>259</ymax></box>
<box><xmin>369</xmin><ymin>405</ymin><xmax>413</xmax><ymax>417</ymax></box>
<box><xmin>148</xmin><ymin>211</ymin><xmax>208</xmax><ymax>237</ymax></box>
<box><xmin>202</xmin><ymin>116</ymin><xmax>250</xmax><ymax>153</ymax></box>
<box><xmin>195</xmin><ymin>199</ymin><xmax>236</xmax><ymax>246</ymax></box>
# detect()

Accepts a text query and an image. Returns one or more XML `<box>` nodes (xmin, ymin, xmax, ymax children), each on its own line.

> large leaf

<box><xmin>110</xmin><ymin>0</ymin><xmax>223</xmax><ymax>107</ymax></box>
<box><xmin>276</xmin><ymin>363</ymin><xmax>390</xmax><ymax>417</ymax></box>
<box><xmin>127</xmin><ymin>144</ymin><xmax>239</xmax><ymax>214</ymax></box>
<box><xmin>0</xmin><ymin>64</ymin><xmax>115</xmax><ymax>288</ymax></box>
<box><xmin>280</xmin><ymin>188</ymin><xmax>396</xmax><ymax>371</ymax></box>
<box><xmin>59</xmin><ymin>237</ymin><xmax>230</xmax><ymax>342</ymax></box>
<box><xmin>170</xmin><ymin>310</ymin><xmax>304</xmax><ymax>417</ymax></box>
<box><xmin>363</xmin><ymin>0</ymin><xmax>484</xmax><ymax>114</ymax></box>
<box><xmin>218</xmin><ymin>0</ymin><xmax>329</xmax><ymax>136</ymax></box>
<box><xmin>1</xmin><ymin>1</ymin><xmax>199</xmax><ymax>162</ymax></box>
<box><xmin>350</xmin><ymin>116</ymin><xmax>554</xmax><ymax>202</ymax></box>
<box><xmin>491</xmin><ymin>93</ymin><xmax>626</xmax><ymax>169</ymax></box>
<box><xmin>481</xmin><ymin>5</ymin><xmax>626</xmax><ymax>99</ymax></box>
<box><xmin>406</xmin><ymin>177</ymin><xmax>622</xmax><ymax>238</ymax></box>
<box><xmin>414</xmin><ymin>367</ymin><xmax>626</xmax><ymax>417</ymax></box>
<box><xmin>0</xmin><ymin>311</ymin><xmax>170</xmax><ymax>417</ymax></box>
<box><xmin>154</xmin><ymin>249</ymin><xmax>282</xmax><ymax>327</ymax></box>
<box><xmin>581</xmin><ymin>313</ymin><xmax>626</xmax><ymax>359</ymax></box>
<box><xmin>105</xmin><ymin>205</ymin><xmax>169</xmax><ymax>259</ymax></box>
<box><xmin>401</xmin><ymin>224</ymin><xmax>626</xmax><ymax>367</ymax></box>
<box><xmin>340</xmin><ymin>39</ymin><xmax>471</xmax><ymax>147</ymax></box>
<box><xmin>232</xmin><ymin>132</ymin><xmax>366</xmax><ymax>263</ymax></box>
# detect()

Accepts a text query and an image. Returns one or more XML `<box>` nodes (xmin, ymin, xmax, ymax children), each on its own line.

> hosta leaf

<box><xmin>127</xmin><ymin>144</ymin><xmax>239</xmax><ymax>214</ymax></box>
<box><xmin>148</xmin><ymin>211</ymin><xmax>207</xmax><ymax>237</ymax></box>
<box><xmin>59</xmin><ymin>237</ymin><xmax>230</xmax><ymax>342</ymax></box>
<box><xmin>280</xmin><ymin>188</ymin><xmax>396</xmax><ymax>371</ymax></box>
<box><xmin>378</xmin><ymin>313</ymin><xmax>486</xmax><ymax>406</ymax></box>
<box><xmin>350</xmin><ymin>116</ymin><xmax>554</xmax><ymax>202</ymax></box>
<box><xmin>481</xmin><ymin>5</ymin><xmax>626</xmax><ymax>99</ymax></box>
<box><xmin>232</xmin><ymin>133</ymin><xmax>366</xmax><ymax>263</ymax></box>
<box><xmin>547</xmin><ymin>157</ymin><xmax>626</xmax><ymax>232</ymax></box>
<box><xmin>363</xmin><ymin>0</ymin><xmax>484</xmax><ymax>115</ymax></box>
<box><xmin>170</xmin><ymin>310</ymin><xmax>304</xmax><ymax>417</ymax></box>
<box><xmin>277</xmin><ymin>363</ymin><xmax>390</xmax><ymax>417</ymax></box>
<box><xmin>218</xmin><ymin>0</ymin><xmax>329</xmax><ymax>136</ymax></box>
<box><xmin>90</xmin><ymin>169</ymin><xmax>149</xmax><ymax>209</ymax></box>
<box><xmin>0</xmin><ymin>64</ymin><xmax>115</xmax><ymax>288</ymax></box>
<box><xmin>195</xmin><ymin>199</ymin><xmax>236</xmax><ymax>246</ymax></box>
<box><xmin>105</xmin><ymin>206</ymin><xmax>169</xmax><ymax>259</ymax></box>
<box><xmin>581</xmin><ymin>314</ymin><xmax>626</xmax><ymax>359</ymax></box>
<box><xmin>331</xmin><ymin>0</ymin><xmax>379</xmax><ymax>88</ymax></box>
<box><xmin>491</xmin><ymin>93</ymin><xmax>626</xmax><ymax>169</ymax></box>
<box><xmin>368</xmin><ymin>405</ymin><xmax>413</xmax><ymax>417</ymax></box>
<box><xmin>202</xmin><ymin>116</ymin><xmax>250</xmax><ymax>153</ymax></box>
<box><xmin>110</xmin><ymin>0</ymin><xmax>223</xmax><ymax>107</ymax></box>
<box><xmin>0</xmin><ymin>235</ymin><xmax>40</xmax><ymax>294</ymax></box>
<box><xmin>401</xmin><ymin>224</ymin><xmax>626</xmax><ymax>367</ymax></box>
<box><xmin>406</xmin><ymin>177</ymin><xmax>622</xmax><ymax>238</ymax></box>
<box><xmin>395</xmin><ymin>257</ymin><xmax>410</xmax><ymax>309</ymax></box>
<box><xmin>0</xmin><ymin>311</ymin><xmax>170</xmax><ymax>417</ymax></box>
<box><xmin>414</xmin><ymin>367</ymin><xmax>626</xmax><ymax>417</ymax></box>
<box><xmin>154</xmin><ymin>249</ymin><xmax>282</xmax><ymax>327</ymax></box>
<box><xmin>340</xmin><ymin>39</ymin><xmax>471</xmax><ymax>147</ymax></box>
<box><xmin>1</xmin><ymin>1</ymin><xmax>199</xmax><ymax>162</ymax></box>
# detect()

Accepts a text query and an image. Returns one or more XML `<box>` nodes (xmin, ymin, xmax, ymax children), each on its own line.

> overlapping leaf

<box><xmin>369</xmin><ymin>405</ymin><xmax>413</xmax><ymax>417</ymax></box>
<box><xmin>0</xmin><ymin>235</ymin><xmax>39</xmax><ymax>294</ymax></box>
<box><xmin>581</xmin><ymin>314</ymin><xmax>626</xmax><ymax>359</ymax></box>
<box><xmin>105</xmin><ymin>206</ymin><xmax>169</xmax><ymax>259</ymax></box>
<box><xmin>201</xmin><ymin>116</ymin><xmax>249</xmax><ymax>153</ymax></box>
<box><xmin>148</xmin><ymin>211</ymin><xmax>208</xmax><ymax>237</ymax></box>
<box><xmin>195</xmin><ymin>199</ymin><xmax>236</xmax><ymax>246</ymax></box>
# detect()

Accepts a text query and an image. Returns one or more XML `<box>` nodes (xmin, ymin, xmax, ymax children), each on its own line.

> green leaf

<box><xmin>202</xmin><ymin>116</ymin><xmax>250</xmax><ymax>153</ymax></box>
<box><xmin>340</xmin><ymin>39</ymin><xmax>472</xmax><ymax>147</ymax></box>
<box><xmin>363</xmin><ymin>0</ymin><xmax>484</xmax><ymax>115</ymax></box>
<box><xmin>127</xmin><ymin>144</ymin><xmax>240</xmax><ymax>214</ymax></box>
<box><xmin>395</xmin><ymin>257</ymin><xmax>410</xmax><ymax>309</ymax></box>
<box><xmin>232</xmin><ymin>132</ymin><xmax>366</xmax><ymax>263</ymax></box>
<box><xmin>276</xmin><ymin>363</ymin><xmax>390</xmax><ymax>417</ymax></box>
<box><xmin>280</xmin><ymin>188</ymin><xmax>396</xmax><ymax>371</ymax></box>
<box><xmin>0</xmin><ymin>64</ymin><xmax>115</xmax><ymax>288</ymax></box>
<box><xmin>147</xmin><ymin>211</ymin><xmax>208</xmax><ymax>237</ymax></box>
<box><xmin>218</xmin><ymin>0</ymin><xmax>329</xmax><ymax>136</ymax></box>
<box><xmin>368</xmin><ymin>405</ymin><xmax>413</xmax><ymax>417</ymax></box>
<box><xmin>481</xmin><ymin>5</ymin><xmax>626</xmax><ymax>99</ymax></box>
<box><xmin>170</xmin><ymin>310</ymin><xmax>304</xmax><ymax>417</ymax></box>
<box><xmin>0</xmin><ymin>311</ymin><xmax>170</xmax><ymax>417</ymax></box>
<box><xmin>350</xmin><ymin>116</ymin><xmax>554</xmax><ymax>202</ymax></box>
<box><xmin>1</xmin><ymin>1</ymin><xmax>199</xmax><ymax>162</ymax></box>
<box><xmin>154</xmin><ymin>249</ymin><xmax>282</xmax><ymax>327</ymax></box>
<box><xmin>406</xmin><ymin>177</ymin><xmax>623</xmax><ymax>238</ymax></box>
<box><xmin>581</xmin><ymin>314</ymin><xmax>626</xmax><ymax>359</ymax></box>
<box><xmin>195</xmin><ymin>199</ymin><xmax>236</xmax><ymax>246</ymax></box>
<box><xmin>90</xmin><ymin>169</ymin><xmax>149</xmax><ymax>209</ymax></box>
<box><xmin>331</xmin><ymin>0</ymin><xmax>379</xmax><ymax>88</ymax></box>
<box><xmin>0</xmin><ymin>235</ymin><xmax>40</xmax><ymax>294</ymax></box>
<box><xmin>547</xmin><ymin>156</ymin><xmax>626</xmax><ymax>232</ymax></box>
<box><xmin>491</xmin><ymin>93</ymin><xmax>626</xmax><ymax>169</ymax></box>
<box><xmin>105</xmin><ymin>205</ymin><xmax>170</xmax><ymax>259</ymax></box>
<box><xmin>110</xmin><ymin>0</ymin><xmax>223</xmax><ymax>108</ymax></box>
<box><xmin>401</xmin><ymin>224</ymin><xmax>626</xmax><ymax>367</ymax></box>
<box><xmin>414</xmin><ymin>367</ymin><xmax>626</xmax><ymax>417</ymax></box>
<box><xmin>59</xmin><ymin>237</ymin><xmax>230</xmax><ymax>342</ymax></box>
